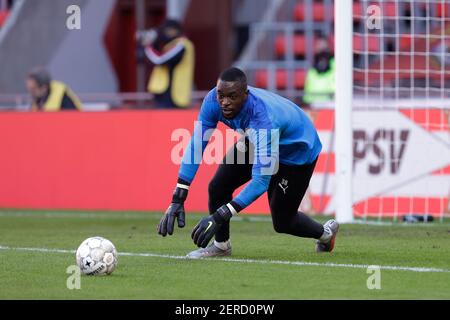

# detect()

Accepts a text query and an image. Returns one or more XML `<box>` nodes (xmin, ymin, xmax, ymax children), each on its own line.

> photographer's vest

<box><xmin>303</xmin><ymin>59</ymin><xmax>335</xmax><ymax>104</ymax></box>
<box><xmin>147</xmin><ymin>37</ymin><xmax>195</xmax><ymax>108</ymax></box>
<box><xmin>31</xmin><ymin>81</ymin><xmax>82</xmax><ymax>111</ymax></box>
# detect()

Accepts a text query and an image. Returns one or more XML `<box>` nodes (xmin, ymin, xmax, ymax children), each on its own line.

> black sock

<box><xmin>273</xmin><ymin>211</ymin><xmax>324</xmax><ymax>239</ymax></box>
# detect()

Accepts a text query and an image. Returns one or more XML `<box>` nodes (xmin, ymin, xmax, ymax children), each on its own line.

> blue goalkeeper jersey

<box><xmin>178</xmin><ymin>86</ymin><xmax>322</xmax><ymax>209</ymax></box>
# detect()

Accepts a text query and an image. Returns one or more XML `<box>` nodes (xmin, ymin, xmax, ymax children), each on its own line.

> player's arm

<box><xmin>230</xmin><ymin>128</ymin><xmax>278</xmax><ymax>210</ymax></box>
<box><xmin>158</xmin><ymin>92</ymin><xmax>219</xmax><ymax>237</ymax></box>
<box><xmin>192</xmin><ymin>118</ymin><xmax>279</xmax><ymax>247</ymax></box>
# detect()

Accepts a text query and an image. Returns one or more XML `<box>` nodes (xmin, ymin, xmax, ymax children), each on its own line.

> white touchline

<box><xmin>0</xmin><ymin>211</ymin><xmax>445</xmax><ymax>226</ymax></box>
<box><xmin>0</xmin><ymin>245</ymin><xmax>449</xmax><ymax>274</ymax></box>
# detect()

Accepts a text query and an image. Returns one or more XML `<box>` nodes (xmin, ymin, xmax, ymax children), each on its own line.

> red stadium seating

<box><xmin>294</xmin><ymin>69</ymin><xmax>307</xmax><ymax>89</ymax></box>
<box><xmin>275</xmin><ymin>34</ymin><xmax>334</xmax><ymax>58</ymax></box>
<box><xmin>353</xmin><ymin>2</ymin><xmax>363</xmax><ymax>17</ymax></box>
<box><xmin>435</xmin><ymin>3</ymin><xmax>450</xmax><ymax>17</ymax></box>
<box><xmin>400</xmin><ymin>34</ymin><xmax>413</xmax><ymax>50</ymax></box>
<box><xmin>379</xmin><ymin>1</ymin><xmax>398</xmax><ymax>17</ymax></box>
<box><xmin>255</xmin><ymin>69</ymin><xmax>307</xmax><ymax>90</ymax></box>
<box><xmin>275</xmin><ymin>34</ymin><xmax>307</xmax><ymax>57</ymax></box>
<box><xmin>294</xmin><ymin>2</ymin><xmax>334</xmax><ymax>22</ymax></box>
<box><xmin>353</xmin><ymin>34</ymin><xmax>381</xmax><ymax>53</ymax></box>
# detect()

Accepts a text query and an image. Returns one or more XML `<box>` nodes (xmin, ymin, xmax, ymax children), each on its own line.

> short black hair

<box><xmin>219</xmin><ymin>67</ymin><xmax>247</xmax><ymax>85</ymax></box>
<box><xmin>161</xmin><ymin>19</ymin><xmax>182</xmax><ymax>32</ymax></box>
<box><xmin>28</xmin><ymin>67</ymin><xmax>51</xmax><ymax>87</ymax></box>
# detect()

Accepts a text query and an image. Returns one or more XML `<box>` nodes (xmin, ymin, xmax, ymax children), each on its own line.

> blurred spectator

<box><xmin>139</xmin><ymin>19</ymin><xmax>195</xmax><ymax>109</ymax></box>
<box><xmin>26</xmin><ymin>67</ymin><xmax>82</xmax><ymax>111</ymax></box>
<box><xmin>303</xmin><ymin>36</ymin><xmax>335</xmax><ymax>106</ymax></box>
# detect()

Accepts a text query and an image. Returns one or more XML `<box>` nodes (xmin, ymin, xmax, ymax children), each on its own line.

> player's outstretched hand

<box><xmin>158</xmin><ymin>185</ymin><xmax>188</xmax><ymax>236</ymax></box>
<box><xmin>191</xmin><ymin>215</ymin><xmax>218</xmax><ymax>248</ymax></box>
<box><xmin>158</xmin><ymin>202</ymin><xmax>185</xmax><ymax>236</ymax></box>
<box><xmin>191</xmin><ymin>205</ymin><xmax>233</xmax><ymax>248</ymax></box>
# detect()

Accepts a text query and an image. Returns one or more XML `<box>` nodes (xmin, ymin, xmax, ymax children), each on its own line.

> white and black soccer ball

<box><xmin>76</xmin><ymin>236</ymin><xmax>118</xmax><ymax>276</ymax></box>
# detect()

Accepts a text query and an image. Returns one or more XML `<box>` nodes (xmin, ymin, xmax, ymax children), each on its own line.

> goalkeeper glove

<box><xmin>191</xmin><ymin>204</ymin><xmax>234</xmax><ymax>248</ymax></box>
<box><xmin>157</xmin><ymin>184</ymin><xmax>188</xmax><ymax>236</ymax></box>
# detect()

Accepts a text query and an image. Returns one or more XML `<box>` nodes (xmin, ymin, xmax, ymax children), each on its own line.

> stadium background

<box><xmin>0</xmin><ymin>0</ymin><xmax>449</xmax><ymax>221</ymax></box>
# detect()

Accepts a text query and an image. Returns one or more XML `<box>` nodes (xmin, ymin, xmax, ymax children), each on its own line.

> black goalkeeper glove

<box><xmin>191</xmin><ymin>204</ymin><xmax>234</xmax><ymax>248</ymax></box>
<box><xmin>157</xmin><ymin>184</ymin><xmax>188</xmax><ymax>236</ymax></box>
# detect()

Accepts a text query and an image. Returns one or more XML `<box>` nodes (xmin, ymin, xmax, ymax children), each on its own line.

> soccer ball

<box><xmin>76</xmin><ymin>236</ymin><xmax>118</xmax><ymax>276</ymax></box>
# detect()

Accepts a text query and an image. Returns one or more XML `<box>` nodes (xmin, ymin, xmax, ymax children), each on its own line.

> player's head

<box><xmin>217</xmin><ymin>67</ymin><xmax>249</xmax><ymax>119</ymax></box>
<box><xmin>162</xmin><ymin>19</ymin><xmax>182</xmax><ymax>36</ymax></box>
<box><xmin>158</xmin><ymin>19</ymin><xmax>183</xmax><ymax>44</ymax></box>
<box><xmin>26</xmin><ymin>67</ymin><xmax>51</xmax><ymax>100</ymax></box>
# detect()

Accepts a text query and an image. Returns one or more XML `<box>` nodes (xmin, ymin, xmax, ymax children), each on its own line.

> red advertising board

<box><xmin>0</xmin><ymin>111</ymin><xmax>270</xmax><ymax>214</ymax></box>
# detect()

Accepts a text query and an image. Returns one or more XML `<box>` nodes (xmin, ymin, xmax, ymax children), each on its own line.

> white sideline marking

<box><xmin>0</xmin><ymin>245</ymin><xmax>449</xmax><ymax>274</ymax></box>
<box><xmin>0</xmin><ymin>211</ymin><xmax>446</xmax><ymax>226</ymax></box>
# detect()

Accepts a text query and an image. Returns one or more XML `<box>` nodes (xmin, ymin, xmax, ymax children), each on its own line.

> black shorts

<box><xmin>208</xmin><ymin>138</ymin><xmax>317</xmax><ymax>218</ymax></box>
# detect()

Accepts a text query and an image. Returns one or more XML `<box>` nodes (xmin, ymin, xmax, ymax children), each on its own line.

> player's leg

<box><xmin>186</xmin><ymin>138</ymin><xmax>252</xmax><ymax>258</ymax></box>
<box><xmin>210</xmin><ymin>137</ymin><xmax>252</xmax><ymax>241</ymax></box>
<box><xmin>208</xmin><ymin>163</ymin><xmax>252</xmax><ymax>242</ymax></box>
<box><xmin>267</xmin><ymin>160</ymin><xmax>323</xmax><ymax>238</ymax></box>
<box><xmin>267</xmin><ymin>159</ymin><xmax>339</xmax><ymax>252</ymax></box>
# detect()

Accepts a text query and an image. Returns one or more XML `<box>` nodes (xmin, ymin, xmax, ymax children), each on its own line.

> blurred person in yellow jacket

<box><xmin>26</xmin><ymin>67</ymin><xmax>82</xmax><ymax>111</ymax></box>
<box><xmin>140</xmin><ymin>19</ymin><xmax>195</xmax><ymax>109</ymax></box>
<box><xmin>303</xmin><ymin>36</ymin><xmax>335</xmax><ymax>106</ymax></box>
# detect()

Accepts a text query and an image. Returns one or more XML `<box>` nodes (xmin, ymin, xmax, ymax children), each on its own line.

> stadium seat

<box><xmin>353</xmin><ymin>2</ymin><xmax>363</xmax><ymax>18</ymax></box>
<box><xmin>275</xmin><ymin>34</ymin><xmax>334</xmax><ymax>58</ymax></box>
<box><xmin>400</xmin><ymin>34</ymin><xmax>413</xmax><ymax>50</ymax></box>
<box><xmin>379</xmin><ymin>1</ymin><xmax>398</xmax><ymax>17</ymax></box>
<box><xmin>275</xmin><ymin>34</ymin><xmax>307</xmax><ymax>57</ymax></box>
<box><xmin>294</xmin><ymin>69</ymin><xmax>307</xmax><ymax>89</ymax></box>
<box><xmin>353</xmin><ymin>34</ymin><xmax>381</xmax><ymax>53</ymax></box>
<box><xmin>435</xmin><ymin>3</ymin><xmax>450</xmax><ymax>17</ymax></box>
<box><xmin>294</xmin><ymin>2</ymin><xmax>334</xmax><ymax>22</ymax></box>
<box><xmin>275</xmin><ymin>69</ymin><xmax>287</xmax><ymax>89</ymax></box>
<box><xmin>255</xmin><ymin>69</ymin><xmax>307</xmax><ymax>90</ymax></box>
<box><xmin>255</xmin><ymin>69</ymin><xmax>269</xmax><ymax>88</ymax></box>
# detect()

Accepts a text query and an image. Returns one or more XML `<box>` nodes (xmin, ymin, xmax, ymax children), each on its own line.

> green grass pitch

<box><xmin>0</xmin><ymin>209</ymin><xmax>449</xmax><ymax>299</ymax></box>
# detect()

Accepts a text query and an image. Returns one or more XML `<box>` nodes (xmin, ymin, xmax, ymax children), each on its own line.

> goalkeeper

<box><xmin>157</xmin><ymin>67</ymin><xmax>339</xmax><ymax>258</ymax></box>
